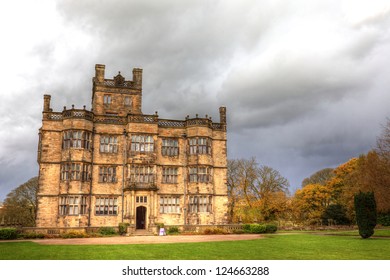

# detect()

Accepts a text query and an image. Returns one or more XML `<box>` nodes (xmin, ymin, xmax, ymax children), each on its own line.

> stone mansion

<box><xmin>36</xmin><ymin>64</ymin><xmax>228</xmax><ymax>232</ymax></box>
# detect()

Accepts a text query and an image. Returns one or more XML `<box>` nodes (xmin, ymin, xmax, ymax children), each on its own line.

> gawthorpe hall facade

<box><xmin>35</xmin><ymin>64</ymin><xmax>228</xmax><ymax>233</ymax></box>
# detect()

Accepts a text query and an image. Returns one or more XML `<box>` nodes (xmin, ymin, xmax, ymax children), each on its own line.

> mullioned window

<box><xmin>189</xmin><ymin>137</ymin><xmax>211</xmax><ymax>155</ymax></box>
<box><xmin>62</xmin><ymin>130</ymin><xmax>92</xmax><ymax>150</ymax></box>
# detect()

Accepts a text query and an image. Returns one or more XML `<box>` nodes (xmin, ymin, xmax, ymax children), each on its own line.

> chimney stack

<box><xmin>219</xmin><ymin>106</ymin><xmax>226</xmax><ymax>124</ymax></box>
<box><xmin>95</xmin><ymin>64</ymin><xmax>105</xmax><ymax>83</ymax></box>
<box><xmin>132</xmin><ymin>68</ymin><xmax>143</xmax><ymax>89</ymax></box>
<box><xmin>43</xmin><ymin>95</ymin><xmax>51</xmax><ymax>112</ymax></box>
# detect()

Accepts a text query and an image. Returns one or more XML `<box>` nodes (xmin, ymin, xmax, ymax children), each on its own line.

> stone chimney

<box><xmin>43</xmin><ymin>95</ymin><xmax>51</xmax><ymax>112</ymax></box>
<box><xmin>219</xmin><ymin>106</ymin><xmax>226</xmax><ymax>124</ymax></box>
<box><xmin>95</xmin><ymin>64</ymin><xmax>105</xmax><ymax>83</ymax></box>
<box><xmin>132</xmin><ymin>68</ymin><xmax>143</xmax><ymax>89</ymax></box>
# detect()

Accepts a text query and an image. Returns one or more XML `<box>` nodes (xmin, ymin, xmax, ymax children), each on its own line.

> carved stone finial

<box><xmin>72</xmin><ymin>104</ymin><xmax>74</xmax><ymax>109</ymax></box>
<box><xmin>196</xmin><ymin>114</ymin><xmax>198</xmax><ymax>118</ymax></box>
<box><xmin>114</xmin><ymin>71</ymin><xmax>125</xmax><ymax>86</ymax></box>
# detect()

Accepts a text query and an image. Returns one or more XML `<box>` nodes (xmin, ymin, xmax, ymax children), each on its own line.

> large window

<box><xmin>59</xmin><ymin>196</ymin><xmax>88</xmax><ymax>216</ymax></box>
<box><xmin>189</xmin><ymin>196</ymin><xmax>212</xmax><ymax>213</ymax></box>
<box><xmin>100</xmin><ymin>135</ymin><xmax>118</xmax><ymax>153</ymax></box>
<box><xmin>63</xmin><ymin>130</ymin><xmax>92</xmax><ymax>150</ymax></box>
<box><xmin>189</xmin><ymin>137</ymin><xmax>211</xmax><ymax>155</ymax></box>
<box><xmin>103</xmin><ymin>95</ymin><xmax>111</xmax><ymax>104</ymax></box>
<box><xmin>95</xmin><ymin>197</ymin><xmax>118</xmax><ymax>215</ymax></box>
<box><xmin>124</xmin><ymin>96</ymin><xmax>132</xmax><ymax>106</ymax></box>
<box><xmin>129</xmin><ymin>165</ymin><xmax>155</xmax><ymax>183</ymax></box>
<box><xmin>162</xmin><ymin>167</ymin><xmax>178</xmax><ymax>184</ymax></box>
<box><xmin>99</xmin><ymin>166</ymin><xmax>117</xmax><ymax>183</ymax></box>
<box><xmin>160</xmin><ymin>196</ymin><xmax>180</xmax><ymax>213</ymax></box>
<box><xmin>189</xmin><ymin>166</ymin><xmax>212</xmax><ymax>183</ymax></box>
<box><xmin>130</xmin><ymin>135</ymin><xmax>154</xmax><ymax>152</ymax></box>
<box><xmin>161</xmin><ymin>138</ymin><xmax>179</xmax><ymax>156</ymax></box>
<box><xmin>61</xmin><ymin>163</ymin><xmax>91</xmax><ymax>181</ymax></box>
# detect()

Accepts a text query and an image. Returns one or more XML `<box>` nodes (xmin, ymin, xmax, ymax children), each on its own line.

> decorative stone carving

<box><xmin>114</xmin><ymin>71</ymin><xmax>125</xmax><ymax>86</ymax></box>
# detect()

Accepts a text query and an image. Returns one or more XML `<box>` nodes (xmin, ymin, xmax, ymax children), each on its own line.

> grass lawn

<box><xmin>1</xmin><ymin>233</ymin><xmax>389</xmax><ymax>260</ymax></box>
<box><xmin>279</xmin><ymin>228</ymin><xmax>390</xmax><ymax>237</ymax></box>
<box><xmin>324</xmin><ymin>229</ymin><xmax>390</xmax><ymax>237</ymax></box>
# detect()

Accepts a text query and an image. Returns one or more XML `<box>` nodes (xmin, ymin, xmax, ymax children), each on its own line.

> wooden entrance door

<box><xmin>136</xmin><ymin>206</ymin><xmax>146</xmax><ymax>229</ymax></box>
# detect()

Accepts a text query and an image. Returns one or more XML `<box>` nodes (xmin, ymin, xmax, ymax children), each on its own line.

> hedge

<box><xmin>0</xmin><ymin>228</ymin><xmax>18</xmax><ymax>240</ymax></box>
<box><xmin>242</xmin><ymin>224</ymin><xmax>278</xmax><ymax>234</ymax></box>
<box><xmin>98</xmin><ymin>227</ymin><xmax>117</xmax><ymax>236</ymax></box>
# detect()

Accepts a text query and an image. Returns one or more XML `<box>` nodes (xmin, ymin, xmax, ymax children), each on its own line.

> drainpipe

<box><xmin>121</xmin><ymin>128</ymin><xmax>127</xmax><ymax>223</ymax></box>
<box><xmin>182</xmin><ymin>132</ymin><xmax>187</xmax><ymax>226</ymax></box>
<box><xmin>88</xmin><ymin>126</ymin><xmax>95</xmax><ymax>227</ymax></box>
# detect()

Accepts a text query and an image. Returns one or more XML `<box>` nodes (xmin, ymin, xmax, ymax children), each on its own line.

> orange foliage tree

<box><xmin>292</xmin><ymin>183</ymin><xmax>332</xmax><ymax>225</ymax></box>
<box><xmin>227</xmin><ymin>158</ymin><xmax>290</xmax><ymax>223</ymax></box>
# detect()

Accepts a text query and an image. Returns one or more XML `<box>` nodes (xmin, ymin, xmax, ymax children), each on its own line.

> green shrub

<box><xmin>265</xmin><ymin>224</ymin><xmax>278</xmax><ymax>233</ymax></box>
<box><xmin>249</xmin><ymin>224</ymin><xmax>267</xmax><ymax>234</ymax></box>
<box><xmin>118</xmin><ymin>223</ymin><xmax>129</xmax><ymax>235</ymax></box>
<box><xmin>354</xmin><ymin>191</ymin><xmax>377</xmax><ymax>239</ymax></box>
<box><xmin>242</xmin><ymin>224</ymin><xmax>275</xmax><ymax>234</ymax></box>
<box><xmin>167</xmin><ymin>226</ymin><xmax>179</xmax><ymax>235</ymax></box>
<box><xmin>98</xmin><ymin>227</ymin><xmax>117</xmax><ymax>236</ymax></box>
<box><xmin>378</xmin><ymin>213</ymin><xmax>390</xmax><ymax>226</ymax></box>
<box><xmin>321</xmin><ymin>204</ymin><xmax>350</xmax><ymax>225</ymax></box>
<box><xmin>0</xmin><ymin>228</ymin><xmax>18</xmax><ymax>240</ymax></box>
<box><xmin>242</xmin><ymin>224</ymin><xmax>251</xmax><ymax>232</ymax></box>
<box><xmin>19</xmin><ymin>232</ymin><xmax>45</xmax><ymax>239</ymax></box>
<box><xmin>203</xmin><ymin>227</ymin><xmax>228</xmax><ymax>235</ymax></box>
<box><xmin>60</xmin><ymin>230</ymin><xmax>88</xmax><ymax>239</ymax></box>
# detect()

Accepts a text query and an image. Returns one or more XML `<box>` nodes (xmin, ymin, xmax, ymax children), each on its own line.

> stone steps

<box><xmin>132</xmin><ymin>229</ymin><xmax>155</xmax><ymax>236</ymax></box>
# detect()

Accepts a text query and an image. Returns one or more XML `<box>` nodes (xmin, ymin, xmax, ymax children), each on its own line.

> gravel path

<box><xmin>30</xmin><ymin>234</ymin><xmax>262</xmax><ymax>245</ymax></box>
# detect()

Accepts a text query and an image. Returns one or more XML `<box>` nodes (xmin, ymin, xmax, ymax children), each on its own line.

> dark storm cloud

<box><xmin>1</xmin><ymin>0</ymin><xmax>390</xmax><ymax>200</ymax></box>
<box><xmin>55</xmin><ymin>0</ymin><xmax>274</xmax><ymax>119</ymax></box>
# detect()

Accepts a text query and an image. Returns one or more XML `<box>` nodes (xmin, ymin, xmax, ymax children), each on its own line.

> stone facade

<box><xmin>36</xmin><ymin>64</ymin><xmax>228</xmax><ymax>231</ymax></box>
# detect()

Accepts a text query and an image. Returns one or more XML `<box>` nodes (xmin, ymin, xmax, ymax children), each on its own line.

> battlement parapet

<box><xmin>43</xmin><ymin>110</ymin><xmax>225</xmax><ymax>131</ymax></box>
<box><xmin>93</xmin><ymin>64</ymin><xmax>142</xmax><ymax>90</ymax></box>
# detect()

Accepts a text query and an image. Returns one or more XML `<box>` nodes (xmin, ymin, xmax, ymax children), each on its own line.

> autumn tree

<box><xmin>253</xmin><ymin>165</ymin><xmax>289</xmax><ymax>221</ymax></box>
<box><xmin>227</xmin><ymin>158</ymin><xmax>290</xmax><ymax>223</ymax></box>
<box><xmin>292</xmin><ymin>118</ymin><xmax>390</xmax><ymax>226</ymax></box>
<box><xmin>370</xmin><ymin>118</ymin><xmax>390</xmax><ymax>223</ymax></box>
<box><xmin>2</xmin><ymin>177</ymin><xmax>38</xmax><ymax>227</ymax></box>
<box><xmin>376</xmin><ymin>118</ymin><xmax>390</xmax><ymax>162</ymax></box>
<box><xmin>227</xmin><ymin>159</ymin><xmax>241</xmax><ymax>223</ymax></box>
<box><xmin>227</xmin><ymin>158</ymin><xmax>258</xmax><ymax>223</ymax></box>
<box><xmin>326</xmin><ymin>158</ymin><xmax>359</xmax><ymax>220</ymax></box>
<box><xmin>301</xmin><ymin>168</ymin><xmax>334</xmax><ymax>188</ymax></box>
<box><xmin>292</xmin><ymin>183</ymin><xmax>332</xmax><ymax>225</ymax></box>
<box><xmin>355</xmin><ymin>151</ymin><xmax>390</xmax><ymax>213</ymax></box>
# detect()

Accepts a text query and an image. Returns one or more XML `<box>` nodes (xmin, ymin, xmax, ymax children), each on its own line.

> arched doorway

<box><xmin>136</xmin><ymin>206</ymin><xmax>147</xmax><ymax>229</ymax></box>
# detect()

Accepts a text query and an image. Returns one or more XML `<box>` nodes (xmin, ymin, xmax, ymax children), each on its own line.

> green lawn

<box><xmin>324</xmin><ymin>228</ymin><xmax>390</xmax><ymax>237</ymax></box>
<box><xmin>1</xmin><ymin>233</ymin><xmax>389</xmax><ymax>260</ymax></box>
<box><xmin>279</xmin><ymin>228</ymin><xmax>390</xmax><ymax>237</ymax></box>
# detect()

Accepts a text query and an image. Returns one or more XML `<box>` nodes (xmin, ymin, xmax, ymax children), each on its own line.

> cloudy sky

<box><xmin>1</xmin><ymin>0</ymin><xmax>390</xmax><ymax>201</ymax></box>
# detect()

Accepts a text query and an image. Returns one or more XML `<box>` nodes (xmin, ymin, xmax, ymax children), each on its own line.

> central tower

<box><xmin>92</xmin><ymin>64</ymin><xmax>143</xmax><ymax>116</ymax></box>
